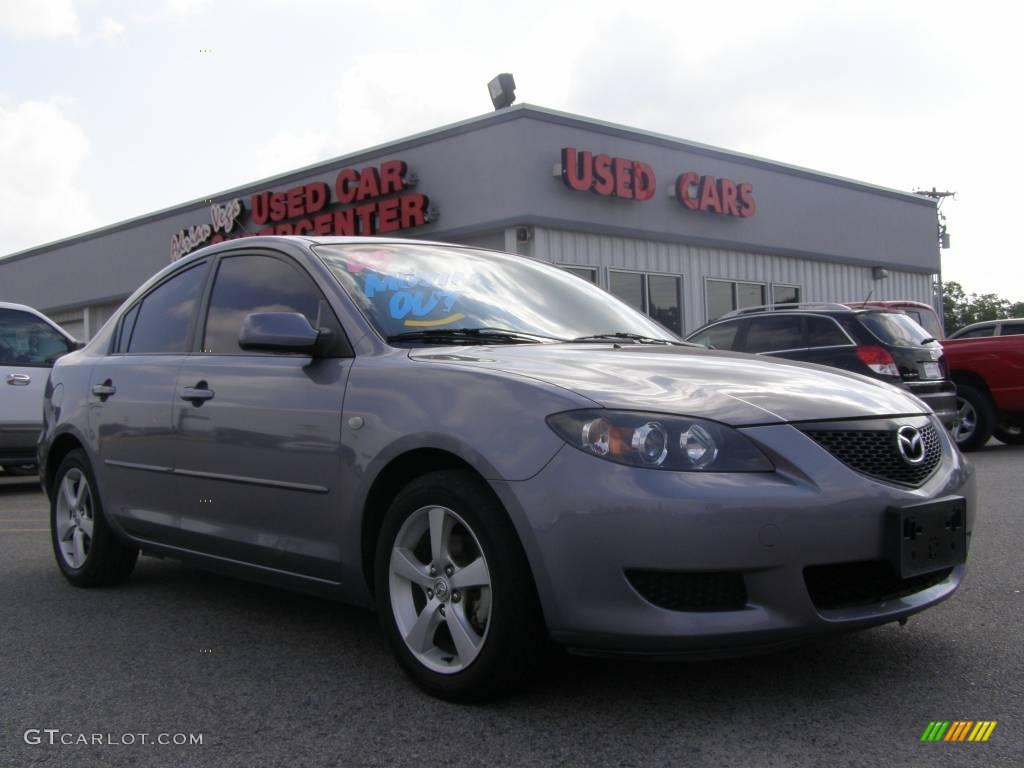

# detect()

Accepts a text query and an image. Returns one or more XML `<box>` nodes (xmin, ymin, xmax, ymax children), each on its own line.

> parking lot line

<box><xmin>0</xmin><ymin>528</ymin><xmax>49</xmax><ymax>532</ymax></box>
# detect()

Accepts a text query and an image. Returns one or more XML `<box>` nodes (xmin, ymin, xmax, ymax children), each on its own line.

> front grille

<box><xmin>803</xmin><ymin>424</ymin><xmax>942</xmax><ymax>487</ymax></box>
<box><xmin>804</xmin><ymin>560</ymin><xmax>953</xmax><ymax>611</ymax></box>
<box><xmin>625</xmin><ymin>569</ymin><xmax>747</xmax><ymax>612</ymax></box>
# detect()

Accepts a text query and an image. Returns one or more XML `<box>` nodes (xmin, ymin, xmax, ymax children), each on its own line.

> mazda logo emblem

<box><xmin>896</xmin><ymin>425</ymin><xmax>926</xmax><ymax>465</ymax></box>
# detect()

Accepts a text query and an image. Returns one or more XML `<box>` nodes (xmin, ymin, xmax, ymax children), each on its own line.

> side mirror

<box><xmin>71</xmin><ymin>339</ymin><xmax>86</xmax><ymax>351</ymax></box>
<box><xmin>238</xmin><ymin>312</ymin><xmax>325</xmax><ymax>355</ymax></box>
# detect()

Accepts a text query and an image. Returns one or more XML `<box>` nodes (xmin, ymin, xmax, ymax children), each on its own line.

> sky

<box><xmin>0</xmin><ymin>0</ymin><xmax>1020</xmax><ymax>299</ymax></box>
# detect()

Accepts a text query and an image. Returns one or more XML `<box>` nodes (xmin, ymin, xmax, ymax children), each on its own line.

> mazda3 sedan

<box><xmin>40</xmin><ymin>236</ymin><xmax>975</xmax><ymax>701</ymax></box>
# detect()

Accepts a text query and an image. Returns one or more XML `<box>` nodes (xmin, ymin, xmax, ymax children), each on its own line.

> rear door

<box><xmin>740</xmin><ymin>315</ymin><xmax>807</xmax><ymax>360</ymax></box>
<box><xmin>88</xmin><ymin>261</ymin><xmax>209</xmax><ymax>540</ymax></box>
<box><xmin>0</xmin><ymin>308</ymin><xmax>74</xmax><ymax>466</ymax></box>
<box><xmin>168</xmin><ymin>251</ymin><xmax>352</xmax><ymax>580</ymax></box>
<box><xmin>801</xmin><ymin>315</ymin><xmax>862</xmax><ymax>373</ymax></box>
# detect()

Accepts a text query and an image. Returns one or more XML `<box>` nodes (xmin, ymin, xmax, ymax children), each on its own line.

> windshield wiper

<box><xmin>570</xmin><ymin>332</ymin><xmax>687</xmax><ymax>346</ymax></box>
<box><xmin>386</xmin><ymin>327</ymin><xmax>563</xmax><ymax>344</ymax></box>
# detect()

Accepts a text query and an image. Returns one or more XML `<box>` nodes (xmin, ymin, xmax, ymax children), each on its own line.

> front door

<box><xmin>0</xmin><ymin>307</ymin><xmax>74</xmax><ymax>467</ymax></box>
<box><xmin>170</xmin><ymin>252</ymin><xmax>350</xmax><ymax>581</ymax></box>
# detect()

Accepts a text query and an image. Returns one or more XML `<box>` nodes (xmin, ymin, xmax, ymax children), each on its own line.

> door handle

<box><xmin>5</xmin><ymin>373</ymin><xmax>31</xmax><ymax>386</ymax></box>
<box><xmin>91</xmin><ymin>380</ymin><xmax>116</xmax><ymax>398</ymax></box>
<box><xmin>180</xmin><ymin>383</ymin><xmax>215</xmax><ymax>403</ymax></box>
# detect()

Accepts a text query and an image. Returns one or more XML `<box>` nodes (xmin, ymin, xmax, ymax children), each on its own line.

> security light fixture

<box><xmin>872</xmin><ymin>267</ymin><xmax>890</xmax><ymax>280</ymax></box>
<box><xmin>488</xmin><ymin>73</ymin><xmax>516</xmax><ymax>110</ymax></box>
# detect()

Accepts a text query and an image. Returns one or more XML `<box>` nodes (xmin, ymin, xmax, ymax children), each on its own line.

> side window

<box><xmin>744</xmin><ymin>316</ymin><xmax>804</xmax><ymax>353</ymax></box>
<box><xmin>959</xmin><ymin>327</ymin><xmax>994</xmax><ymax>338</ymax></box>
<box><xmin>806</xmin><ymin>316</ymin><xmax>850</xmax><ymax>348</ymax></box>
<box><xmin>0</xmin><ymin>309</ymin><xmax>72</xmax><ymax>366</ymax></box>
<box><xmin>691</xmin><ymin>322</ymin><xmax>741</xmax><ymax>350</ymax></box>
<box><xmin>1000</xmin><ymin>323</ymin><xmax>1024</xmax><ymax>336</ymax></box>
<box><xmin>115</xmin><ymin>304</ymin><xmax>140</xmax><ymax>353</ymax></box>
<box><xmin>202</xmin><ymin>254</ymin><xmax>331</xmax><ymax>354</ymax></box>
<box><xmin>128</xmin><ymin>264</ymin><xmax>206</xmax><ymax>354</ymax></box>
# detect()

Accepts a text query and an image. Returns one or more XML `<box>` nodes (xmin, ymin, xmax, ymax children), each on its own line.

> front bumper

<box><xmin>493</xmin><ymin>417</ymin><xmax>975</xmax><ymax>656</ymax></box>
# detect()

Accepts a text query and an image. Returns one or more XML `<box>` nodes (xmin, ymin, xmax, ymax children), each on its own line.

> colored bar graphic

<box><xmin>921</xmin><ymin>721</ymin><xmax>950</xmax><ymax>741</ymax></box>
<box><xmin>921</xmin><ymin>720</ymin><xmax>996</xmax><ymax>742</ymax></box>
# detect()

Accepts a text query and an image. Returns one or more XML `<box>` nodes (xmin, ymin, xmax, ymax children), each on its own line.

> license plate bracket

<box><xmin>922</xmin><ymin>362</ymin><xmax>942</xmax><ymax>379</ymax></box>
<box><xmin>886</xmin><ymin>497</ymin><xmax>967</xmax><ymax>579</ymax></box>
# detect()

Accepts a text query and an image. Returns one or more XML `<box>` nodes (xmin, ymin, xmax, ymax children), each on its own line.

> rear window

<box><xmin>859</xmin><ymin>311</ymin><xmax>934</xmax><ymax>347</ymax></box>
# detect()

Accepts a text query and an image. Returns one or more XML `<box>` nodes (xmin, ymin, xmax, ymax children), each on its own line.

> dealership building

<box><xmin>0</xmin><ymin>104</ymin><xmax>941</xmax><ymax>340</ymax></box>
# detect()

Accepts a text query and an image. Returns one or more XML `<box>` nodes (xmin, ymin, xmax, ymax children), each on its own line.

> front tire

<box><xmin>951</xmin><ymin>384</ymin><xmax>995</xmax><ymax>451</ymax></box>
<box><xmin>50</xmin><ymin>449</ymin><xmax>138</xmax><ymax>587</ymax></box>
<box><xmin>374</xmin><ymin>470</ymin><xmax>546</xmax><ymax>702</ymax></box>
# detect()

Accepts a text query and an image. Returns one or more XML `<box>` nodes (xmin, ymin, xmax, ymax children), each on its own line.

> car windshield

<box><xmin>314</xmin><ymin>243</ymin><xmax>677</xmax><ymax>343</ymax></box>
<box><xmin>859</xmin><ymin>311</ymin><xmax>935</xmax><ymax>347</ymax></box>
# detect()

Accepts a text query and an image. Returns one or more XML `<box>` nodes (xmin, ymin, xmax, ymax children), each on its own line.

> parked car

<box><xmin>850</xmin><ymin>300</ymin><xmax>945</xmax><ymax>340</ymax></box>
<box><xmin>686</xmin><ymin>303</ymin><xmax>958</xmax><ymax>429</ymax></box>
<box><xmin>1</xmin><ymin>301</ymin><xmax>79</xmax><ymax>476</ymax></box>
<box><xmin>947</xmin><ymin>318</ymin><xmax>1024</xmax><ymax>340</ymax></box>
<box><xmin>941</xmin><ymin>334</ymin><xmax>1024</xmax><ymax>450</ymax></box>
<box><xmin>40</xmin><ymin>237</ymin><xmax>975</xmax><ymax>701</ymax></box>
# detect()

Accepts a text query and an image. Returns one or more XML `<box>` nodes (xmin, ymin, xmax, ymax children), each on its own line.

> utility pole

<box><xmin>914</xmin><ymin>187</ymin><xmax>955</xmax><ymax>249</ymax></box>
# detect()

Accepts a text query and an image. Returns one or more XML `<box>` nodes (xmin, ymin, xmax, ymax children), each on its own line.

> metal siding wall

<box><xmin>534</xmin><ymin>228</ymin><xmax>934</xmax><ymax>333</ymax></box>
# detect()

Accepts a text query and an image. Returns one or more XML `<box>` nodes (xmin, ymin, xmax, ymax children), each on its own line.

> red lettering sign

<box><xmin>560</xmin><ymin>147</ymin><xmax>657</xmax><ymax>201</ymax></box>
<box><xmin>177</xmin><ymin>160</ymin><xmax>431</xmax><ymax>259</ymax></box>
<box><xmin>674</xmin><ymin>172</ymin><xmax>755</xmax><ymax>218</ymax></box>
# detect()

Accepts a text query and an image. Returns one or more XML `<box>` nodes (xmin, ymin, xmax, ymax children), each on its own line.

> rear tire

<box><xmin>951</xmin><ymin>384</ymin><xmax>995</xmax><ymax>452</ymax></box>
<box><xmin>374</xmin><ymin>470</ymin><xmax>547</xmax><ymax>702</ymax></box>
<box><xmin>993</xmin><ymin>422</ymin><xmax>1024</xmax><ymax>445</ymax></box>
<box><xmin>50</xmin><ymin>449</ymin><xmax>138</xmax><ymax>587</ymax></box>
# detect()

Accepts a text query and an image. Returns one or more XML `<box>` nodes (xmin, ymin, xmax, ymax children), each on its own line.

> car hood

<box><xmin>409</xmin><ymin>343</ymin><xmax>927</xmax><ymax>426</ymax></box>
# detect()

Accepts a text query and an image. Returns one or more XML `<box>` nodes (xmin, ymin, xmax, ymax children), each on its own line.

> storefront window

<box><xmin>648</xmin><ymin>274</ymin><xmax>682</xmax><ymax>334</ymax></box>
<box><xmin>737</xmin><ymin>282</ymin><xmax>766</xmax><ymax>309</ymax></box>
<box><xmin>609</xmin><ymin>270</ymin><xmax>682</xmax><ymax>334</ymax></box>
<box><xmin>609</xmin><ymin>271</ymin><xmax>645</xmax><ymax>313</ymax></box>
<box><xmin>772</xmin><ymin>284</ymin><xmax>801</xmax><ymax>306</ymax></box>
<box><xmin>706</xmin><ymin>280</ymin><xmax>734</xmax><ymax>323</ymax></box>
<box><xmin>707</xmin><ymin>279</ymin><xmax>799</xmax><ymax>322</ymax></box>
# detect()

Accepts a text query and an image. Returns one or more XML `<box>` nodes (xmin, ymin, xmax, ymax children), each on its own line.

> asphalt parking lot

<box><xmin>0</xmin><ymin>447</ymin><xmax>1020</xmax><ymax>768</ymax></box>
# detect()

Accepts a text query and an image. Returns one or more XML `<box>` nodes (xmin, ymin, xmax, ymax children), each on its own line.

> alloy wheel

<box><xmin>55</xmin><ymin>468</ymin><xmax>94</xmax><ymax>569</ymax></box>
<box><xmin>952</xmin><ymin>396</ymin><xmax>977</xmax><ymax>444</ymax></box>
<box><xmin>388</xmin><ymin>505</ymin><xmax>492</xmax><ymax>674</ymax></box>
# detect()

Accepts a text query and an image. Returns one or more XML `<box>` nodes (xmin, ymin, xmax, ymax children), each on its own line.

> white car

<box><xmin>1</xmin><ymin>302</ymin><xmax>79</xmax><ymax>475</ymax></box>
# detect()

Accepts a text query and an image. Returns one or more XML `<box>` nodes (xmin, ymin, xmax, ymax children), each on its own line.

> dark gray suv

<box><xmin>39</xmin><ymin>237</ymin><xmax>975</xmax><ymax>701</ymax></box>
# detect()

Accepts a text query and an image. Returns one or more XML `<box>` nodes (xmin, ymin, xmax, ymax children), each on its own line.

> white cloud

<box><xmin>96</xmin><ymin>16</ymin><xmax>124</xmax><ymax>40</ymax></box>
<box><xmin>0</xmin><ymin>0</ymin><xmax>79</xmax><ymax>38</ymax></box>
<box><xmin>0</xmin><ymin>100</ymin><xmax>96</xmax><ymax>254</ymax></box>
<box><xmin>162</xmin><ymin>0</ymin><xmax>210</xmax><ymax>16</ymax></box>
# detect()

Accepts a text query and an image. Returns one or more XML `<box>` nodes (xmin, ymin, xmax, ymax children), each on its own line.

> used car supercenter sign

<box><xmin>559</xmin><ymin>146</ymin><xmax>755</xmax><ymax>218</ymax></box>
<box><xmin>170</xmin><ymin>160</ymin><xmax>434</xmax><ymax>261</ymax></box>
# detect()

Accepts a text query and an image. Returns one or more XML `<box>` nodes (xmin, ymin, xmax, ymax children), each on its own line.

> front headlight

<box><xmin>546</xmin><ymin>409</ymin><xmax>773</xmax><ymax>472</ymax></box>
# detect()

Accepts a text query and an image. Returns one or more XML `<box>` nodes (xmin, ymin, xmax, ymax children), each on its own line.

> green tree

<box><xmin>942</xmin><ymin>280</ymin><xmax>1019</xmax><ymax>334</ymax></box>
